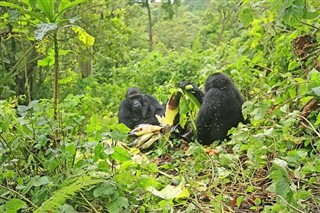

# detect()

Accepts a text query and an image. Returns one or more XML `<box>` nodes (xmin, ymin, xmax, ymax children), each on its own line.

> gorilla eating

<box><xmin>118</xmin><ymin>87</ymin><xmax>165</xmax><ymax>129</ymax></box>
<box><xmin>183</xmin><ymin>73</ymin><xmax>246</xmax><ymax>145</ymax></box>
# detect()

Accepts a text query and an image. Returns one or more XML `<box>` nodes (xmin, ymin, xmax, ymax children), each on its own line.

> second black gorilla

<box><xmin>184</xmin><ymin>73</ymin><xmax>246</xmax><ymax>145</ymax></box>
<box><xmin>118</xmin><ymin>88</ymin><xmax>165</xmax><ymax>129</ymax></box>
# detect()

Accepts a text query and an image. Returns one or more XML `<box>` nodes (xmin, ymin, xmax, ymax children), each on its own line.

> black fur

<box><xmin>195</xmin><ymin>73</ymin><xmax>246</xmax><ymax>145</ymax></box>
<box><xmin>118</xmin><ymin>88</ymin><xmax>165</xmax><ymax>129</ymax></box>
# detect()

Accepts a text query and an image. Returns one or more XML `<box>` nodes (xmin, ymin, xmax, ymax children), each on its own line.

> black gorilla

<box><xmin>182</xmin><ymin>73</ymin><xmax>246</xmax><ymax>145</ymax></box>
<box><xmin>118</xmin><ymin>87</ymin><xmax>165</xmax><ymax>129</ymax></box>
<box><xmin>196</xmin><ymin>73</ymin><xmax>246</xmax><ymax>144</ymax></box>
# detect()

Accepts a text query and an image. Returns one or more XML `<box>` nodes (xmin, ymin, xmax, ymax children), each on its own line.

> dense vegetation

<box><xmin>0</xmin><ymin>0</ymin><xmax>319</xmax><ymax>212</ymax></box>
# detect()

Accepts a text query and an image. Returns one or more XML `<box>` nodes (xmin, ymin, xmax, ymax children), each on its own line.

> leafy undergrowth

<box><xmin>0</xmin><ymin>80</ymin><xmax>319</xmax><ymax>212</ymax></box>
<box><xmin>1</xmin><ymin>64</ymin><xmax>320</xmax><ymax>213</ymax></box>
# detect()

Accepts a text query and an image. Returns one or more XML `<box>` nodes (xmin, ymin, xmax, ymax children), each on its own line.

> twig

<box><xmin>80</xmin><ymin>192</ymin><xmax>99</xmax><ymax>213</ymax></box>
<box><xmin>300</xmin><ymin>21</ymin><xmax>320</xmax><ymax>31</ymax></box>
<box><xmin>190</xmin><ymin>200</ymin><xmax>209</xmax><ymax>213</ymax></box>
<box><xmin>206</xmin><ymin>153</ymin><xmax>215</xmax><ymax>187</ymax></box>
<box><xmin>299</xmin><ymin>115</ymin><xmax>320</xmax><ymax>137</ymax></box>
<box><xmin>277</xmin><ymin>195</ymin><xmax>306</xmax><ymax>213</ymax></box>
<box><xmin>0</xmin><ymin>184</ymin><xmax>38</xmax><ymax>209</ymax></box>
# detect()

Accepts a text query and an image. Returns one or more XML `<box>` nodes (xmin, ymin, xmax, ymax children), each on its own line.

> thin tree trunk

<box><xmin>146</xmin><ymin>0</ymin><xmax>153</xmax><ymax>51</ymax></box>
<box><xmin>53</xmin><ymin>29</ymin><xmax>59</xmax><ymax>139</ymax></box>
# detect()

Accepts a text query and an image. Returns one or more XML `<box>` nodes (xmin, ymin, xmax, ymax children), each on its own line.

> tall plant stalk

<box><xmin>53</xmin><ymin>29</ymin><xmax>59</xmax><ymax>138</ymax></box>
<box><xmin>146</xmin><ymin>0</ymin><xmax>153</xmax><ymax>51</ymax></box>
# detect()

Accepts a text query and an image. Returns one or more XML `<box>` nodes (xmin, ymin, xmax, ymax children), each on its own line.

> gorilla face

<box><xmin>126</xmin><ymin>88</ymin><xmax>143</xmax><ymax>112</ymax></box>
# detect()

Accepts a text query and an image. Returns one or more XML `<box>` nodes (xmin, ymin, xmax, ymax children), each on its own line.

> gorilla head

<box><xmin>126</xmin><ymin>88</ymin><xmax>143</xmax><ymax>113</ymax></box>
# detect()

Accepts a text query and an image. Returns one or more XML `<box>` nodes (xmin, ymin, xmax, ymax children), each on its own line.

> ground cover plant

<box><xmin>0</xmin><ymin>0</ymin><xmax>319</xmax><ymax>212</ymax></box>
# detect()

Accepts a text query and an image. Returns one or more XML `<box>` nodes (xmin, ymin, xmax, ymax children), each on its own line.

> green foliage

<box><xmin>34</xmin><ymin>173</ymin><xmax>106</xmax><ymax>213</ymax></box>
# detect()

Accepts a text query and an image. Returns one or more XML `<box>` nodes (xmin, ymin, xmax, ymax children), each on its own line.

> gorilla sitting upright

<box><xmin>118</xmin><ymin>87</ymin><xmax>165</xmax><ymax>129</ymax></box>
<box><xmin>182</xmin><ymin>73</ymin><xmax>247</xmax><ymax>145</ymax></box>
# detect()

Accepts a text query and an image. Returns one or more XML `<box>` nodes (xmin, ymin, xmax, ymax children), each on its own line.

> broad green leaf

<box><xmin>137</xmin><ymin>177</ymin><xmax>159</xmax><ymax>188</ymax></box>
<box><xmin>311</xmin><ymin>87</ymin><xmax>320</xmax><ymax>96</ymax></box>
<box><xmin>72</xmin><ymin>26</ymin><xmax>95</xmax><ymax>46</ymax></box>
<box><xmin>147</xmin><ymin>162</ymin><xmax>158</xmax><ymax>173</ymax></box>
<box><xmin>303</xmin><ymin>11</ymin><xmax>320</xmax><ymax>19</ymax></box>
<box><xmin>237</xmin><ymin>196</ymin><xmax>244</xmax><ymax>208</ymax></box>
<box><xmin>58</xmin><ymin>0</ymin><xmax>86</xmax><ymax>15</ymax></box>
<box><xmin>29</xmin><ymin>0</ymin><xmax>37</xmax><ymax>9</ymax></box>
<box><xmin>174</xmin><ymin>188</ymin><xmax>190</xmax><ymax>200</ymax></box>
<box><xmin>314</xmin><ymin>112</ymin><xmax>320</xmax><ymax>125</ymax></box>
<box><xmin>45</xmin><ymin>157</ymin><xmax>59</xmax><ymax>172</ymax></box>
<box><xmin>97</xmin><ymin>161</ymin><xmax>110</xmax><ymax>171</ymax></box>
<box><xmin>147</xmin><ymin>185</ymin><xmax>184</xmax><ymax>200</ymax></box>
<box><xmin>283</xmin><ymin>0</ymin><xmax>295</xmax><ymax>8</ymax></box>
<box><xmin>288</xmin><ymin>87</ymin><xmax>296</xmax><ymax>98</ymax></box>
<box><xmin>37</xmin><ymin>0</ymin><xmax>55</xmax><ymax>22</ymax></box>
<box><xmin>282</xmin><ymin>0</ymin><xmax>306</xmax><ymax>26</ymax></box>
<box><xmin>86</xmin><ymin>114</ymin><xmax>101</xmax><ymax>133</ymax></box>
<box><xmin>34</xmin><ymin>23</ymin><xmax>58</xmax><ymax>40</ymax></box>
<box><xmin>4</xmin><ymin>199</ymin><xmax>27</xmax><ymax>213</ymax></box>
<box><xmin>1</xmin><ymin>115</ymin><xmax>11</xmax><ymax>132</ymax></box>
<box><xmin>239</xmin><ymin>8</ymin><xmax>253</xmax><ymax>26</ymax></box>
<box><xmin>273</xmin><ymin>158</ymin><xmax>288</xmax><ymax>169</ymax></box>
<box><xmin>32</xmin><ymin>176</ymin><xmax>50</xmax><ymax>186</ymax></box>
<box><xmin>288</xmin><ymin>60</ymin><xmax>299</xmax><ymax>71</ymax></box>
<box><xmin>275</xmin><ymin>177</ymin><xmax>291</xmax><ymax>199</ymax></box>
<box><xmin>0</xmin><ymin>1</ymin><xmax>46</xmax><ymax>22</ymax></box>
<box><xmin>110</xmin><ymin>147</ymin><xmax>131</xmax><ymax>162</ymax></box>
<box><xmin>93</xmin><ymin>182</ymin><xmax>115</xmax><ymax>198</ymax></box>
<box><xmin>108</xmin><ymin>197</ymin><xmax>128</xmax><ymax>213</ymax></box>
<box><xmin>104</xmin><ymin>147</ymin><xmax>115</xmax><ymax>155</ymax></box>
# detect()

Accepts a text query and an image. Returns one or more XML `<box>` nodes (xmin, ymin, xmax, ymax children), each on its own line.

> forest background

<box><xmin>0</xmin><ymin>0</ymin><xmax>320</xmax><ymax>212</ymax></box>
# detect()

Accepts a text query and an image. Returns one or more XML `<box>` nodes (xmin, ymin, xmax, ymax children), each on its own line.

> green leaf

<box><xmin>147</xmin><ymin>162</ymin><xmax>158</xmax><ymax>173</ymax></box>
<box><xmin>315</xmin><ymin>113</ymin><xmax>320</xmax><ymax>126</ymax></box>
<box><xmin>108</xmin><ymin>197</ymin><xmax>128</xmax><ymax>213</ymax></box>
<box><xmin>275</xmin><ymin>177</ymin><xmax>291</xmax><ymax>199</ymax></box>
<box><xmin>58</xmin><ymin>0</ymin><xmax>86</xmax><ymax>16</ymax></box>
<box><xmin>147</xmin><ymin>185</ymin><xmax>184</xmax><ymax>200</ymax></box>
<box><xmin>110</xmin><ymin>147</ymin><xmax>131</xmax><ymax>162</ymax></box>
<box><xmin>0</xmin><ymin>1</ymin><xmax>46</xmax><ymax>22</ymax></box>
<box><xmin>282</xmin><ymin>0</ymin><xmax>306</xmax><ymax>26</ymax></box>
<box><xmin>32</xmin><ymin>176</ymin><xmax>50</xmax><ymax>187</ymax></box>
<box><xmin>283</xmin><ymin>0</ymin><xmax>295</xmax><ymax>8</ymax></box>
<box><xmin>93</xmin><ymin>182</ymin><xmax>115</xmax><ymax>198</ymax></box>
<box><xmin>239</xmin><ymin>8</ymin><xmax>253</xmax><ymax>26</ymax></box>
<box><xmin>37</xmin><ymin>0</ymin><xmax>55</xmax><ymax>22</ymax></box>
<box><xmin>303</xmin><ymin>11</ymin><xmax>320</xmax><ymax>19</ymax></box>
<box><xmin>311</xmin><ymin>87</ymin><xmax>320</xmax><ymax>96</ymax></box>
<box><xmin>29</xmin><ymin>0</ymin><xmax>37</xmax><ymax>9</ymax></box>
<box><xmin>237</xmin><ymin>196</ymin><xmax>244</xmax><ymax>208</ymax></box>
<box><xmin>137</xmin><ymin>177</ymin><xmax>159</xmax><ymax>188</ymax></box>
<box><xmin>4</xmin><ymin>199</ymin><xmax>27</xmax><ymax>213</ymax></box>
<box><xmin>288</xmin><ymin>60</ymin><xmax>299</xmax><ymax>71</ymax></box>
<box><xmin>72</xmin><ymin>25</ymin><xmax>95</xmax><ymax>46</ymax></box>
<box><xmin>104</xmin><ymin>147</ymin><xmax>115</xmax><ymax>155</ymax></box>
<box><xmin>86</xmin><ymin>114</ymin><xmax>101</xmax><ymax>133</ymax></box>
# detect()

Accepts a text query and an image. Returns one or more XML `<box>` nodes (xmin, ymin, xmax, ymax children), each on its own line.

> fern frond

<box><xmin>34</xmin><ymin>172</ymin><xmax>109</xmax><ymax>213</ymax></box>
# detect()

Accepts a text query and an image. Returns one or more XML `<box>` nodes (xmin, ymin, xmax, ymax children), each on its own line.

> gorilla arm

<box><xmin>118</xmin><ymin>100</ymin><xmax>134</xmax><ymax>129</ymax></box>
<box><xmin>179</xmin><ymin>81</ymin><xmax>205</xmax><ymax>104</ymax></box>
<box><xmin>196</xmin><ymin>100</ymin><xmax>217</xmax><ymax>145</ymax></box>
<box><xmin>142</xmin><ymin>95</ymin><xmax>165</xmax><ymax>125</ymax></box>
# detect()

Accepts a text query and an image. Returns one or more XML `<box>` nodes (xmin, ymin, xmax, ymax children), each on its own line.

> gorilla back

<box><xmin>196</xmin><ymin>73</ymin><xmax>245</xmax><ymax>145</ymax></box>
